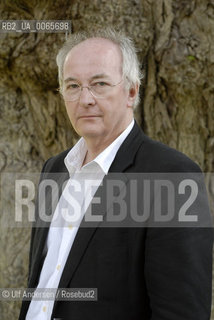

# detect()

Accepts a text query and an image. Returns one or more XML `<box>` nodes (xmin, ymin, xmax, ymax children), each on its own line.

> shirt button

<box><xmin>56</xmin><ymin>264</ymin><xmax>61</xmax><ymax>271</ymax></box>
<box><xmin>42</xmin><ymin>306</ymin><xmax>47</xmax><ymax>312</ymax></box>
<box><xmin>68</xmin><ymin>224</ymin><xmax>73</xmax><ymax>230</ymax></box>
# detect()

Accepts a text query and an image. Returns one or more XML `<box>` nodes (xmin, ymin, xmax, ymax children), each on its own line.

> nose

<box><xmin>79</xmin><ymin>87</ymin><xmax>95</xmax><ymax>107</ymax></box>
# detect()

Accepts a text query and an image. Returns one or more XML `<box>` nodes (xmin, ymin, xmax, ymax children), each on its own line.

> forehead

<box><xmin>63</xmin><ymin>38</ymin><xmax>122</xmax><ymax>79</ymax></box>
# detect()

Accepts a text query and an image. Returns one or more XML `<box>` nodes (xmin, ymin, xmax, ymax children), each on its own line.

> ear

<box><xmin>127</xmin><ymin>83</ymin><xmax>139</xmax><ymax>108</ymax></box>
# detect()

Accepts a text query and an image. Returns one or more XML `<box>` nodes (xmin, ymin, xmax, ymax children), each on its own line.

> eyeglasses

<box><xmin>62</xmin><ymin>79</ymin><xmax>123</xmax><ymax>101</ymax></box>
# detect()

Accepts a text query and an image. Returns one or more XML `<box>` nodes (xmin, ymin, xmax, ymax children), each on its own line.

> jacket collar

<box><xmin>109</xmin><ymin>120</ymin><xmax>144</xmax><ymax>172</ymax></box>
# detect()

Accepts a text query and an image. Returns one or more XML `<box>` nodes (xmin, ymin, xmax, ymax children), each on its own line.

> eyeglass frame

<box><xmin>61</xmin><ymin>78</ymin><xmax>124</xmax><ymax>101</ymax></box>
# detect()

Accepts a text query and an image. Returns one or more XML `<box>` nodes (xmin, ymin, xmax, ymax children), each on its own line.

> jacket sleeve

<box><xmin>144</xmin><ymin>172</ymin><xmax>213</xmax><ymax>320</ymax></box>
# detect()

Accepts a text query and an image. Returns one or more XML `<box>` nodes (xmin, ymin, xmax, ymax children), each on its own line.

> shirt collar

<box><xmin>64</xmin><ymin>119</ymin><xmax>134</xmax><ymax>176</ymax></box>
<box><xmin>64</xmin><ymin>138</ymin><xmax>87</xmax><ymax>175</ymax></box>
<box><xmin>93</xmin><ymin>119</ymin><xmax>134</xmax><ymax>174</ymax></box>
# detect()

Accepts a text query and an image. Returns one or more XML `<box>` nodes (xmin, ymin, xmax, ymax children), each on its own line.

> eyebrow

<box><xmin>64</xmin><ymin>73</ymin><xmax>111</xmax><ymax>83</ymax></box>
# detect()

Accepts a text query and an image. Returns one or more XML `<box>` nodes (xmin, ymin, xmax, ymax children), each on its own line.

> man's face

<box><xmin>62</xmin><ymin>38</ymin><xmax>137</xmax><ymax>142</ymax></box>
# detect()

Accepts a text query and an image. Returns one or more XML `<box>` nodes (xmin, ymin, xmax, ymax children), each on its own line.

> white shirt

<box><xmin>26</xmin><ymin>119</ymin><xmax>134</xmax><ymax>320</ymax></box>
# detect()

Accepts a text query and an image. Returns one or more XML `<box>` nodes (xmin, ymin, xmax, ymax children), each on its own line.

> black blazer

<box><xmin>19</xmin><ymin>122</ymin><xmax>213</xmax><ymax>320</ymax></box>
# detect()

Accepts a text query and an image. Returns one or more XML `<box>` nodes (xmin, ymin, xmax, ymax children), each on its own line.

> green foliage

<box><xmin>187</xmin><ymin>55</ymin><xmax>196</xmax><ymax>61</ymax></box>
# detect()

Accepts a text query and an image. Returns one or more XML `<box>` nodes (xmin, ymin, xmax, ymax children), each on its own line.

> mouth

<box><xmin>78</xmin><ymin>115</ymin><xmax>101</xmax><ymax>119</ymax></box>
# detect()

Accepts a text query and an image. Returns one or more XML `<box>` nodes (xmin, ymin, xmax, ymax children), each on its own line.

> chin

<box><xmin>77</xmin><ymin>124</ymin><xmax>104</xmax><ymax>138</ymax></box>
<box><xmin>81</xmin><ymin>130</ymin><xmax>102</xmax><ymax>138</ymax></box>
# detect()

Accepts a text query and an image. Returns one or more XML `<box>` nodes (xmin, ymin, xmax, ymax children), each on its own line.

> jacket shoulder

<box><xmin>137</xmin><ymin>134</ymin><xmax>202</xmax><ymax>173</ymax></box>
<box><xmin>41</xmin><ymin>148</ymin><xmax>71</xmax><ymax>173</ymax></box>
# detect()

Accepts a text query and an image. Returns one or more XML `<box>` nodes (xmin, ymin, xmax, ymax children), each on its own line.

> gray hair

<box><xmin>56</xmin><ymin>28</ymin><xmax>143</xmax><ymax>107</ymax></box>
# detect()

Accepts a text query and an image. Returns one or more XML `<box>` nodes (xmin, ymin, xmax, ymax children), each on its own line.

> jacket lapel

<box><xmin>28</xmin><ymin>171</ymin><xmax>69</xmax><ymax>288</ymax></box>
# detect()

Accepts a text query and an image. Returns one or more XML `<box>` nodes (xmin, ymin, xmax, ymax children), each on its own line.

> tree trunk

<box><xmin>0</xmin><ymin>0</ymin><xmax>213</xmax><ymax>318</ymax></box>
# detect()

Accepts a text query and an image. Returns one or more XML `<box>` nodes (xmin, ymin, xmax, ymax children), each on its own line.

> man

<box><xmin>19</xmin><ymin>28</ymin><xmax>213</xmax><ymax>320</ymax></box>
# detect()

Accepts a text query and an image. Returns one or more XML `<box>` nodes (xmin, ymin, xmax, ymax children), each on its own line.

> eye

<box><xmin>67</xmin><ymin>83</ymin><xmax>80</xmax><ymax>90</ymax></box>
<box><xmin>92</xmin><ymin>81</ymin><xmax>108</xmax><ymax>87</ymax></box>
